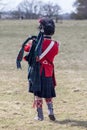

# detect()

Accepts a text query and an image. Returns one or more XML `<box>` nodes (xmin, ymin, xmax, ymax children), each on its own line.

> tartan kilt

<box><xmin>29</xmin><ymin>70</ymin><xmax>56</xmax><ymax>98</ymax></box>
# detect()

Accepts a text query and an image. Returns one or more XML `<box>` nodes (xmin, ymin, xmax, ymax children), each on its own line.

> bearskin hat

<box><xmin>39</xmin><ymin>18</ymin><xmax>55</xmax><ymax>35</ymax></box>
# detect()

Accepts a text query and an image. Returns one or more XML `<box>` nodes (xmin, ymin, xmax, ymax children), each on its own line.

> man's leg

<box><xmin>45</xmin><ymin>98</ymin><xmax>56</xmax><ymax>121</ymax></box>
<box><xmin>34</xmin><ymin>96</ymin><xmax>44</xmax><ymax>121</ymax></box>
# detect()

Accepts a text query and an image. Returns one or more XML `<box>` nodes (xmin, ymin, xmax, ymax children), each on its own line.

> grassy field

<box><xmin>0</xmin><ymin>20</ymin><xmax>87</xmax><ymax>130</ymax></box>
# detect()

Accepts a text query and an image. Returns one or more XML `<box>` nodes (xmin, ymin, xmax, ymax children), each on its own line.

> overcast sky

<box><xmin>1</xmin><ymin>0</ymin><xmax>76</xmax><ymax>13</ymax></box>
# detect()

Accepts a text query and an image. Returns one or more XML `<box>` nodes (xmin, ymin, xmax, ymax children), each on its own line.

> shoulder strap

<box><xmin>39</xmin><ymin>41</ymin><xmax>55</xmax><ymax>60</ymax></box>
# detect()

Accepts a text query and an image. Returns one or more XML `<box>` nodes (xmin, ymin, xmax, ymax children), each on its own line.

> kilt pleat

<box><xmin>34</xmin><ymin>70</ymin><xmax>56</xmax><ymax>98</ymax></box>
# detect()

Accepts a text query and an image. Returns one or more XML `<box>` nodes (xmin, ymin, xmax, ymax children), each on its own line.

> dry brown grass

<box><xmin>0</xmin><ymin>20</ymin><xmax>87</xmax><ymax>130</ymax></box>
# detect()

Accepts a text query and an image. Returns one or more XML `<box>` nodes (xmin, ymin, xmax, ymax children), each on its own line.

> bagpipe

<box><xmin>16</xmin><ymin>31</ymin><xmax>44</xmax><ymax>69</ymax></box>
<box><xmin>16</xmin><ymin>31</ymin><xmax>44</xmax><ymax>93</ymax></box>
<box><xmin>16</xmin><ymin>35</ymin><xmax>36</xmax><ymax>69</ymax></box>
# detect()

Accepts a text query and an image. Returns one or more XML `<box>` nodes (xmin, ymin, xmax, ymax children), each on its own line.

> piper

<box><xmin>16</xmin><ymin>17</ymin><xmax>60</xmax><ymax>121</ymax></box>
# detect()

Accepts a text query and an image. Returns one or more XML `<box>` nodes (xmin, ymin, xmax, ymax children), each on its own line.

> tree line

<box><xmin>0</xmin><ymin>0</ymin><xmax>61</xmax><ymax>21</ymax></box>
<box><xmin>0</xmin><ymin>0</ymin><xmax>87</xmax><ymax>20</ymax></box>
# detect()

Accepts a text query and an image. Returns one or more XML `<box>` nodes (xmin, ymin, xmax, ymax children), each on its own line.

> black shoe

<box><xmin>49</xmin><ymin>115</ymin><xmax>56</xmax><ymax>121</ymax></box>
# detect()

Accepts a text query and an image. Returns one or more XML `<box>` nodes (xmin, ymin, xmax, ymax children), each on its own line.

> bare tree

<box><xmin>39</xmin><ymin>2</ymin><xmax>61</xmax><ymax>22</ymax></box>
<box><xmin>41</xmin><ymin>2</ymin><xmax>54</xmax><ymax>18</ymax></box>
<box><xmin>18</xmin><ymin>0</ymin><xmax>37</xmax><ymax>19</ymax></box>
<box><xmin>53</xmin><ymin>4</ymin><xmax>61</xmax><ymax>23</ymax></box>
<box><xmin>10</xmin><ymin>0</ymin><xmax>61</xmax><ymax>20</ymax></box>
